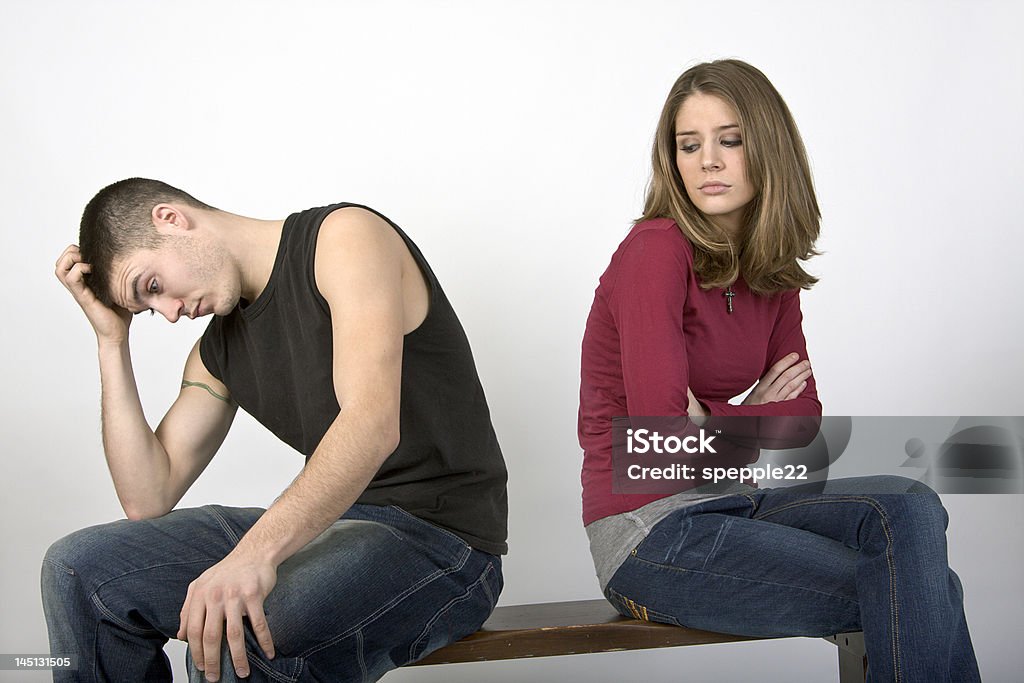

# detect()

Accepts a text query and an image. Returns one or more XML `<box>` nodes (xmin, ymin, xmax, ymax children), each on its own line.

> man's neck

<box><xmin>207</xmin><ymin>211</ymin><xmax>286</xmax><ymax>303</ymax></box>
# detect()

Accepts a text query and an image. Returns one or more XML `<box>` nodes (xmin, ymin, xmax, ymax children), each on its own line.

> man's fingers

<box><xmin>54</xmin><ymin>249</ymin><xmax>86</xmax><ymax>283</ymax></box>
<box><xmin>187</xmin><ymin>601</ymin><xmax>208</xmax><ymax>672</ymax></box>
<box><xmin>177</xmin><ymin>586</ymin><xmax>193</xmax><ymax>641</ymax></box>
<box><xmin>54</xmin><ymin>245</ymin><xmax>80</xmax><ymax>270</ymax></box>
<box><xmin>66</xmin><ymin>261</ymin><xmax>90</xmax><ymax>282</ymax></box>
<box><xmin>225</xmin><ymin>605</ymin><xmax>249</xmax><ymax>679</ymax></box>
<box><xmin>246</xmin><ymin>600</ymin><xmax>275</xmax><ymax>660</ymax></box>
<box><xmin>203</xmin><ymin>604</ymin><xmax>225</xmax><ymax>681</ymax></box>
<box><xmin>59</xmin><ymin>261</ymin><xmax>92</xmax><ymax>297</ymax></box>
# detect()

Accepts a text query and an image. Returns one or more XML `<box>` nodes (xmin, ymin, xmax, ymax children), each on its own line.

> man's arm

<box><xmin>56</xmin><ymin>245</ymin><xmax>237</xmax><ymax>519</ymax></box>
<box><xmin>177</xmin><ymin>208</ymin><xmax>415</xmax><ymax>681</ymax></box>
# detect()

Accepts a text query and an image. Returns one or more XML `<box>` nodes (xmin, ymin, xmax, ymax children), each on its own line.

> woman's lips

<box><xmin>699</xmin><ymin>183</ymin><xmax>730</xmax><ymax>195</ymax></box>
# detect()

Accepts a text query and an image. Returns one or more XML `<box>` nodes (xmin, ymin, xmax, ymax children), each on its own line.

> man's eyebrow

<box><xmin>129</xmin><ymin>273</ymin><xmax>142</xmax><ymax>307</ymax></box>
<box><xmin>675</xmin><ymin>124</ymin><xmax>740</xmax><ymax>137</ymax></box>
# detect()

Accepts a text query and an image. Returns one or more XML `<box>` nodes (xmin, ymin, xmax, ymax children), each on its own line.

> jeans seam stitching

<box><xmin>387</xmin><ymin>505</ymin><xmax>474</xmax><ymax>551</ymax></box>
<box><xmin>90</xmin><ymin>559</ymin><xmax>211</xmax><ymax>597</ymax></box>
<box><xmin>207</xmin><ymin>505</ymin><xmax>244</xmax><ymax>545</ymax></box>
<box><xmin>70</xmin><ymin>507</ymin><xmax>243</xmax><ymax>600</ymax></box>
<box><xmin>356</xmin><ymin>629</ymin><xmax>368</xmax><ymax>682</ymax></box>
<box><xmin>247</xmin><ymin>653</ymin><xmax>302</xmax><ymax>683</ymax></box>
<box><xmin>481</xmin><ymin>566</ymin><xmax>497</xmax><ymax>608</ymax></box>
<box><xmin>702</xmin><ymin>518</ymin><xmax>731</xmax><ymax>570</ymax></box>
<box><xmin>408</xmin><ymin>560</ymin><xmax>496</xmax><ymax>663</ymax></box>
<box><xmin>752</xmin><ymin>495</ymin><xmax>901</xmax><ymax>681</ymax></box>
<box><xmin>43</xmin><ymin>557</ymin><xmax>76</xmax><ymax>576</ymax></box>
<box><xmin>629</xmin><ymin>556</ymin><xmax>861</xmax><ymax>604</ymax></box>
<box><xmin>89</xmin><ymin>592</ymin><xmax>161</xmax><ymax>636</ymax></box>
<box><xmin>298</xmin><ymin>544</ymin><xmax>473</xmax><ymax>659</ymax></box>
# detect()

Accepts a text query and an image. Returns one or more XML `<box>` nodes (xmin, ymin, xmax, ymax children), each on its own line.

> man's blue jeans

<box><xmin>41</xmin><ymin>504</ymin><xmax>502</xmax><ymax>682</ymax></box>
<box><xmin>604</xmin><ymin>476</ymin><xmax>980</xmax><ymax>683</ymax></box>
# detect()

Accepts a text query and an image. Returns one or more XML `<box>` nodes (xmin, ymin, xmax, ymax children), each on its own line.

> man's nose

<box><xmin>155</xmin><ymin>298</ymin><xmax>183</xmax><ymax>323</ymax></box>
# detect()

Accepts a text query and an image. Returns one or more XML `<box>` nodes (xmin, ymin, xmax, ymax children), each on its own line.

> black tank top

<box><xmin>200</xmin><ymin>203</ymin><xmax>508</xmax><ymax>555</ymax></box>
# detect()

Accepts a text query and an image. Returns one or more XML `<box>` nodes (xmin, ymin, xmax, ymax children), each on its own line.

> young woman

<box><xmin>578</xmin><ymin>59</ymin><xmax>980</xmax><ymax>682</ymax></box>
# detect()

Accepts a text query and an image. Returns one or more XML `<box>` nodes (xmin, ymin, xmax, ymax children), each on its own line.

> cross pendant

<box><xmin>724</xmin><ymin>286</ymin><xmax>735</xmax><ymax>314</ymax></box>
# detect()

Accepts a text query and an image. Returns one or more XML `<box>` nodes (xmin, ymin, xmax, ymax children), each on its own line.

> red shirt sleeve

<box><xmin>606</xmin><ymin>228</ymin><xmax>693</xmax><ymax>418</ymax></box>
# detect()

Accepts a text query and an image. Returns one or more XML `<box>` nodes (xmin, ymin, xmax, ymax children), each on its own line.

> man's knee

<box><xmin>42</xmin><ymin>524</ymin><xmax>112</xmax><ymax>589</ymax></box>
<box><xmin>41</xmin><ymin>522</ymin><xmax>126</xmax><ymax>612</ymax></box>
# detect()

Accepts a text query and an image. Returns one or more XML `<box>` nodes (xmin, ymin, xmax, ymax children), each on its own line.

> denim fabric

<box><xmin>603</xmin><ymin>475</ymin><xmax>980</xmax><ymax>683</ymax></box>
<box><xmin>41</xmin><ymin>504</ymin><xmax>502</xmax><ymax>682</ymax></box>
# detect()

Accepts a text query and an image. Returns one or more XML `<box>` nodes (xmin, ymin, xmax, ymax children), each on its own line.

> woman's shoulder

<box><xmin>617</xmin><ymin>217</ymin><xmax>694</xmax><ymax>260</ymax></box>
<box><xmin>597</xmin><ymin>218</ymin><xmax>696</xmax><ymax>296</ymax></box>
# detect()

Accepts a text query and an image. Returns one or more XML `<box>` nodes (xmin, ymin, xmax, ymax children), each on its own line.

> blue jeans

<box><xmin>604</xmin><ymin>476</ymin><xmax>980</xmax><ymax>683</ymax></box>
<box><xmin>41</xmin><ymin>504</ymin><xmax>502</xmax><ymax>682</ymax></box>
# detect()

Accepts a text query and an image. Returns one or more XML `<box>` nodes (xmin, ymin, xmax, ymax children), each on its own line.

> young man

<box><xmin>46</xmin><ymin>178</ymin><xmax>508</xmax><ymax>682</ymax></box>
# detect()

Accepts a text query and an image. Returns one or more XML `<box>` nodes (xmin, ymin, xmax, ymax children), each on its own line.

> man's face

<box><xmin>109</xmin><ymin>236</ymin><xmax>238</xmax><ymax>322</ymax></box>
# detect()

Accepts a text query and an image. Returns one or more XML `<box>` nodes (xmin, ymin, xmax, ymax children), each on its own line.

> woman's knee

<box><xmin>884</xmin><ymin>479</ymin><xmax>949</xmax><ymax>537</ymax></box>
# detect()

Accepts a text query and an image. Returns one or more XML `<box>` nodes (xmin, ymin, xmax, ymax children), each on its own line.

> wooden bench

<box><xmin>410</xmin><ymin>599</ymin><xmax>867</xmax><ymax>682</ymax></box>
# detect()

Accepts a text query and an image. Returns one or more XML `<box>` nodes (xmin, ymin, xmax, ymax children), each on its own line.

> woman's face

<box><xmin>674</xmin><ymin>93</ymin><xmax>756</xmax><ymax>237</ymax></box>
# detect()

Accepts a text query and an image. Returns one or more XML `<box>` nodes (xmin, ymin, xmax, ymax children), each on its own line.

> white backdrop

<box><xmin>2</xmin><ymin>1</ymin><xmax>1022</xmax><ymax>681</ymax></box>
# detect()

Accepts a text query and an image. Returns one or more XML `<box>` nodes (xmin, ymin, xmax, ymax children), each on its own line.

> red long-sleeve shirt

<box><xmin>578</xmin><ymin>218</ymin><xmax>821</xmax><ymax>524</ymax></box>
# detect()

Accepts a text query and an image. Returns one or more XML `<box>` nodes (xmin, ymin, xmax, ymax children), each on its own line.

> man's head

<box><xmin>79</xmin><ymin>178</ymin><xmax>215</xmax><ymax>308</ymax></box>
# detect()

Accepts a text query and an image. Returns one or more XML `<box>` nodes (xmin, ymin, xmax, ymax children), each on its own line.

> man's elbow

<box><xmin>349</xmin><ymin>401</ymin><xmax>401</xmax><ymax>459</ymax></box>
<box><xmin>378</xmin><ymin>421</ymin><xmax>401</xmax><ymax>458</ymax></box>
<box><xmin>120</xmin><ymin>495</ymin><xmax>174</xmax><ymax>522</ymax></box>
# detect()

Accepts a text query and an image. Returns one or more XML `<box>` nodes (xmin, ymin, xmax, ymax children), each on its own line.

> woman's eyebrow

<box><xmin>676</xmin><ymin>124</ymin><xmax>740</xmax><ymax>137</ymax></box>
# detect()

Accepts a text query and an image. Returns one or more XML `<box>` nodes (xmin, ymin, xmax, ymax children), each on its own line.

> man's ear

<box><xmin>151</xmin><ymin>203</ymin><xmax>192</xmax><ymax>236</ymax></box>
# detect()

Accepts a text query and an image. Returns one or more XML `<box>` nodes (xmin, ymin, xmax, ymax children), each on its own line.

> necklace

<box><xmin>724</xmin><ymin>285</ymin><xmax>735</xmax><ymax>314</ymax></box>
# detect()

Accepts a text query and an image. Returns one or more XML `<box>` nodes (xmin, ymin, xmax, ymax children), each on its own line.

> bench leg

<box><xmin>824</xmin><ymin>632</ymin><xmax>867</xmax><ymax>683</ymax></box>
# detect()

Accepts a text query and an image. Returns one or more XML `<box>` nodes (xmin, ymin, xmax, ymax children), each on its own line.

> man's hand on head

<box><xmin>55</xmin><ymin>244</ymin><xmax>132</xmax><ymax>344</ymax></box>
<box><xmin>177</xmin><ymin>550</ymin><xmax>277</xmax><ymax>681</ymax></box>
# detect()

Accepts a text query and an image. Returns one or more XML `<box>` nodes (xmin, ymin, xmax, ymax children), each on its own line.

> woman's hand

<box><xmin>742</xmin><ymin>353</ymin><xmax>811</xmax><ymax>405</ymax></box>
<box><xmin>55</xmin><ymin>244</ymin><xmax>132</xmax><ymax>344</ymax></box>
<box><xmin>686</xmin><ymin>387</ymin><xmax>708</xmax><ymax>423</ymax></box>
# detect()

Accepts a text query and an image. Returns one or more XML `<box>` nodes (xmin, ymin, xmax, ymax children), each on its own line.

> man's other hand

<box><xmin>55</xmin><ymin>244</ymin><xmax>131</xmax><ymax>343</ymax></box>
<box><xmin>177</xmin><ymin>552</ymin><xmax>277</xmax><ymax>681</ymax></box>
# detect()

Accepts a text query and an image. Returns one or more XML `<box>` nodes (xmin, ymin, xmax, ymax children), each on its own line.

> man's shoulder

<box><xmin>315</xmin><ymin>206</ymin><xmax>406</xmax><ymax>264</ymax></box>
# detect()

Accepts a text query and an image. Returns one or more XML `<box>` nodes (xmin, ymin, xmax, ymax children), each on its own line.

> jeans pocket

<box><xmin>635</xmin><ymin>515</ymin><xmax>695</xmax><ymax>565</ymax></box>
<box><xmin>605</xmin><ymin>587</ymin><xmax>682</xmax><ymax>627</ymax></box>
<box><xmin>389</xmin><ymin>505</ymin><xmax>472</xmax><ymax>545</ymax></box>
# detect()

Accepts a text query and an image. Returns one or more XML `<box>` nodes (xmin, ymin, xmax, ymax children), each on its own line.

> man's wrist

<box><xmin>96</xmin><ymin>336</ymin><xmax>129</xmax><ymax>352</ymax></box>
<box><xmin>232</xmin><ymin>531</ymin><xmax>286</xmax><ymax>569</ymax></box>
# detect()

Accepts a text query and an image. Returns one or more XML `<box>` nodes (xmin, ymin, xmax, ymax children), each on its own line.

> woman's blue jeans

<box><xmin>604</xmin><ymin>475</ymin><xmax>980</xmax><ymax>683</ymax></box>
<box><xmin>41</xmin><ymin>504</ymin><xmax>502</xmax><ymax>682</ymax></box>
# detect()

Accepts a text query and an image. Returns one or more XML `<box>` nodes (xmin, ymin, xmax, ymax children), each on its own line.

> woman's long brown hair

<box><xmin>641</xmin><ymin>59</ymin><xmax>820</xmax><ymax>294</ymax></box>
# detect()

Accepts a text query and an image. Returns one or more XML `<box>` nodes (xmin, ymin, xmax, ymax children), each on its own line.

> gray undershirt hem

<box><xmin>586</xmin><ymin>484</ymin><xmax>756</xmax><ymax>591</ymax></box>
